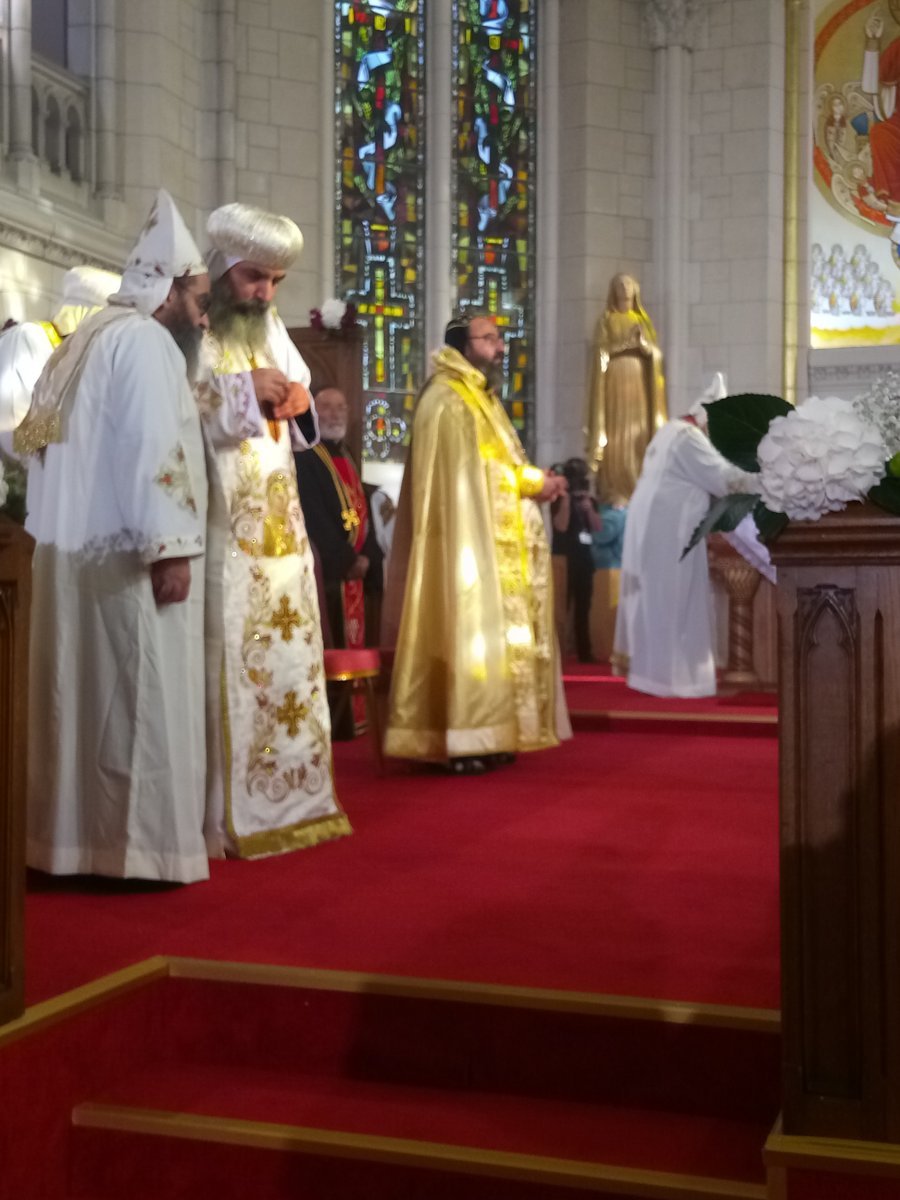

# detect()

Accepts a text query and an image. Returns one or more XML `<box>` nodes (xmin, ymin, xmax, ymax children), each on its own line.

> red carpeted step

<box><xmin>69</xmin><ymin>1060</ymin><xmax>770</xmax><ymax>1199</ymax></box>
<box><xmin>160</xmin><ymin>973</ymin><xmax>782</xmax><ymax>1124</ymax></box>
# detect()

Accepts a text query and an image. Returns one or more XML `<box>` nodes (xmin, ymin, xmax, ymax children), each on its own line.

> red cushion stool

<box><xmin>323</xmin><ymin>648</ymin><xmax>384</xmax><ymax>773</ymax></box>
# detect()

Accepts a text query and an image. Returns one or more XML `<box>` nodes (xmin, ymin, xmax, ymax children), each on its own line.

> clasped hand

<box><xmin>251</xmin><ymin>368</ymin><xmax>312</xmax><ymax>420</ymax></box>
<box><xmin>537</xmin><ymin>471</ymin><xmax>568</xmax><ymax>503</ymax></box>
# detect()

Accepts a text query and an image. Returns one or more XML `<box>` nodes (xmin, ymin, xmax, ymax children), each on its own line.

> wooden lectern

<box><xmin>773</xmin><ymin>503</ymin><xmax>900</xmax><ymax>1142</ymax></box>
<box><xmin>0</xmin><ymin>518</ymin><xmax>31</xmax><ymax>1025</ymax></box>
<box><xmin>286</xmin><ymin>326</ymin><xmax>365</xmax><ymax>465</ymax></box>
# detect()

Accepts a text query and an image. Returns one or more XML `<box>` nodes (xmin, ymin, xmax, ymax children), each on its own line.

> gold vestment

<box><xmin>384</xmin><ymin>347</ymin><xmax>569</xmax><ymax>761</ymax></box>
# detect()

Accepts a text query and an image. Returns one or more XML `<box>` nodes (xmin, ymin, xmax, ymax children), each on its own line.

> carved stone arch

<box><xmin>30</xmin><ymin>85</ymin><xmax>42</xmax><ymax>158</ymax></box>
<box><xmin>65</xmin><ymin>104</ymin><xmax>83</xmax><ymax>182</ymax></box>
<box><xmin>44</xmin><ymin>91</ymin><xmax>62</xmax><ymax>173</ymax></box>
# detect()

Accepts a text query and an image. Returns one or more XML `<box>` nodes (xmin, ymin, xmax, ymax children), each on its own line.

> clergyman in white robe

<box><xmin>19</xmin><ymin>191</ymin><xmax>211</xmax><ymax>882</ymax></box>
<box><xmin>0</xmin><ymin>266</ymin><xmax>120</xmax><ymax>457</ymax></box>
<box><xmin>614</xmin><ymin>414</ymin><xmax>757</xmax><ymax>698</ymax></box>
<box><xmin>199</xmin><ymin>202</ymin><xmax>350</xmax><ymax>860</ymax></box>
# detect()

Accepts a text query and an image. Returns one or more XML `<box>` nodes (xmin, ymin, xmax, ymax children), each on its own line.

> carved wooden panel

<box><xmin>774</xmin><ymin>505</ymin><xmax>900</xmax><ymax>1142</ymax></box>
<box><xmin>286</xmin><ymin>327</ymin><xmax>365</xmax><ymax>467</ymax></box>
<box><xmin>0</xmin><ymin>520</ymin><xmax>31</xmax><ymax>1025</ymax></box>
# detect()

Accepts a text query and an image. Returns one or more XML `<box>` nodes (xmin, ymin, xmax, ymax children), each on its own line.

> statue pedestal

<box><xmin>0</xmin><ymin>518</ymin><xmax>31</xmax><ymax>1025</ymax></box>
<box><xmin>772</xmin><ymin>503</ymin><xmax>900</xmax><ymax>1141</ymax></box>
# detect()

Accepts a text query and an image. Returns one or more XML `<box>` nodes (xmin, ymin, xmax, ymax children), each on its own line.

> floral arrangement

<box><xmin>309</xmin><ymin>298</ymin><xmax>358</xmax><ymax>333</ymax></box>
<box><xmin>684</xmin><ymin>380</ymin><xmax>900</xmax><ymax>556</ymax></box>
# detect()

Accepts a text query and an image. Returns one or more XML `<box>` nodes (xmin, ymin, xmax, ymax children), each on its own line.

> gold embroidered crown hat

<box><xmin>53</xmin><ymin>266</ymin><xmax>122</xmax><ymax>336</ymax></box>
<box><xmin>205</xmin><ymin>202</ymin><xmax>304</xmax><ymax>282</ymax></box>
<box><xmin>111</xmin><ymin>188</ymin><xmax>207</xmax><ymax>317</ymax></box>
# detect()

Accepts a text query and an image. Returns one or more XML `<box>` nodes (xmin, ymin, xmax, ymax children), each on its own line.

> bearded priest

<box><xmin>198</xmin><ymin>202</ymin><xmax>351</xmax><ymax>860</ymax></box>
<box><xmin>384</xmin><ymin>314</ymin><xmax>572</xmax><ymax>774</ymax></box>
<box><xmin>20</xmin><ymin>190</ymin><xmax>211</xmax><ymax>882</ymax></box>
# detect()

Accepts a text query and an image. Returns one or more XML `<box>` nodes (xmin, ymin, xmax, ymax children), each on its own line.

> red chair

<box><xmin>323</xmin><ymin>648</ymin><xmax>383</xmax><ymax>773</ymax></box>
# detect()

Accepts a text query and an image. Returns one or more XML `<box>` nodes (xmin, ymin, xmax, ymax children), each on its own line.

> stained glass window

<box><xmin>452</xmin><ymin>0</ymin><xmax>537</xmax><ymax>452</ymax></box>
<box><xmin>335</xmin><ymin>1</ymin><xmax>425</xmax><ymax>463</ymax></box>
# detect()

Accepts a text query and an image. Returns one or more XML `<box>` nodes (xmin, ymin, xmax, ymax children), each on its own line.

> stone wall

<box><xmin>0</xmin><ymin>0</ymin><xmax>327</xmax><ymax>326</ymax></box>
<box><xmin>555</xmin><ymin>0</ymin><xmax>657</xmax><ymax>459</ymax></box>
<box><xmin>686</xmin><ymin>0</ymin><xmax>786</xmax><ymax>401</ymax></box>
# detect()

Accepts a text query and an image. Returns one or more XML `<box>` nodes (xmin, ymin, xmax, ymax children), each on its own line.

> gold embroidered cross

<box><xmin>276</xmin><ymin>690</ymin><xmax>308</xmax><ymax>738</ymax></box>
<box><xmin>270</xmin><ymin>595</ymin><xmax>301</xmax><ymax>641</ymax></box>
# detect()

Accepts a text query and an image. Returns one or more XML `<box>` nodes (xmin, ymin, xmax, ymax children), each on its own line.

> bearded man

<box><xmin>199</xmin><ymin>202</ymin><xmax>350</xmax><ymax>859</ymax></box>
<box><xmin>19</xmin><ymin>190</ymin><xmax>211</xmax><ymax>882</ymax></box>
<box><xmin>384</xmin><ymin>314</ymin><xmax>572</xmax><ymax>774</ymax></box>
<box><xmin>0</xmin><ymin>265</ymin><xmax>121</xmax><ymax>457</ymax></box>
<box><xmin>294</xmin><ymin>385</ymin><xmax>374</xmax><ymax>738</ymax></box>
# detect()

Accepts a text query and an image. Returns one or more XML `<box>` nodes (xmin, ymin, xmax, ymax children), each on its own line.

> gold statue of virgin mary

<box><xmin>586</xmin><ymin>273</ymin><xmax>667</xmax><ymax>505</ymax></box>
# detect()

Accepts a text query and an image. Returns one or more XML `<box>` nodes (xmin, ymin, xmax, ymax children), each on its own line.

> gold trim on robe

<box><xmin>384</xmin><ymin>347</ymin><xmax>570</xmax><ymax>761</ymax></box>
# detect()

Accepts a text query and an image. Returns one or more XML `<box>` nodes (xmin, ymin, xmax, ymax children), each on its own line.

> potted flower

<box><xmin>684</xmin><ymin>379</ymin><xmax>900</xmax><ymax>557</ymax></box>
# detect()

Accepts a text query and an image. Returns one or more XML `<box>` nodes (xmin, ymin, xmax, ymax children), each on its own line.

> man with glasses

<box><xmin>384</xmin><ymin>314</ymin><xmax>572</xmax><ymax>775</ymax></box>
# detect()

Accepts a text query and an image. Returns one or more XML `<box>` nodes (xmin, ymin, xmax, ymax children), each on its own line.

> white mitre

<box><xmin>53</xmin><ymin>266</ymin><xmax>122</xmax><ymax>336</ymax></box>
<box><xmin>111</xmin><ymin>189</ymin><xmax>206</xmax><ymax>317</ymax></box>
<box><xmin>206</xmin><ymin>202</ymin><xmax>304</xmax><ymax>282</ymax></box>
<box><xmin>688</xmin><ymin>371</ymin><xmax>728</xmax><ymax>430</ymax></box>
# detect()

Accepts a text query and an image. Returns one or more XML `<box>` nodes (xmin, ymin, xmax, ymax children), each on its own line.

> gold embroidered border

<box><xmin>230</xmin><ymin>811</ymin><xmax>352</xmax><ymax>859</ymax></box>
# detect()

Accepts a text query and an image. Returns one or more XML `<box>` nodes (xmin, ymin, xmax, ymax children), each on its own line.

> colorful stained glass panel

<box><xmin>451</xmin><ymin>0</ymin><xmax>537</xmax><ymax>452</ymax></box>
<box><xmin>336</xmin><ymin>1</ymin><xmax>425</xmax><ymax>462</ymax></box>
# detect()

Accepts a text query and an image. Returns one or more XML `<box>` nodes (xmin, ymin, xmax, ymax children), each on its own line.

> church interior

<box><xmin>3</xmin><ymin>1</ymin><xmax>900</xmax><ymax>1197</ymax></box>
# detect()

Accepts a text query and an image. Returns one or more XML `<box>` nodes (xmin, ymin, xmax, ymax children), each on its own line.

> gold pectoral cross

<box><xmin>342</xmin><ymin>508</ymin><xmax>361</xmax><ymax>532</ymax></box>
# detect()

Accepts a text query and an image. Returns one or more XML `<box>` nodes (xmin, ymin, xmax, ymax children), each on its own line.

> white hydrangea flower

<box><xmin>852</xmin><ymin>371</ymin><xmax>900</xmax><ymax>458</ymax></box>
<box><xmin>0</xmin><ymin>460</ymin><xmax>7</xmax><ymax>510</ymax></box>
<box><xmin>757</xmin><ymin>395</ymin><xmax>887</xmax><ymax>521</ymax></box>
<box><xmin>319</xmin><ymin>298</ymin><xmax>348</xmax><ymax>330</ymax></box>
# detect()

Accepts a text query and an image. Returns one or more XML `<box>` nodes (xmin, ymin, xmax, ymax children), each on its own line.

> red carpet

<box><xmin>25</xmin><ymin>710</ymin><xmax>780</xmax><ymax>1010</ymax></box>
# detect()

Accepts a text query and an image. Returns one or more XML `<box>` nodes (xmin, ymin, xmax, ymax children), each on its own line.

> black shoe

<box><xmin>448</xmin><ymin>756</ymin><xmax>489</xmax><ymax>775</ymax></box>
<box><xmin>484</xmin><ymin>752</ymin><xmax>516</xmax><ymax>768</ymax></box>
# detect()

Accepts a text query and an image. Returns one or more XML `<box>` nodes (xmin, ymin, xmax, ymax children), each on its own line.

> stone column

<box><xmin>93</xmin><ymin>0</ymin><xmax>119</xmax><ymax>198</ymax></box>
<box><xmin>426</xmin><ymin>2</ymin><xmax>452</xmax><ymax>353</ymax></box>
<box><xmin>643</xmin><ymin>0</ymin><xmax>704</xmax><ymax>417</ymax></box>
<box><xmin>535</xmin><ymin>0</ymin><xmax>561</xmax><ymax>468</ymax></box>
<box><xmin>9</xmin><ymin>0</ymin><xmax>37</xmax><ymax>188</ymax></box>
<box><xmin>216</xmin><ymin>0</ymin><xmax>237</xmax><ymax>205</ymax></box>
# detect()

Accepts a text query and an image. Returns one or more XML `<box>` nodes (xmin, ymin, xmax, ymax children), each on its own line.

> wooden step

<box><xmin>70</xmin><ymin>1060</ymin><xmax>770</xmax><ymax>1199</ymax></box>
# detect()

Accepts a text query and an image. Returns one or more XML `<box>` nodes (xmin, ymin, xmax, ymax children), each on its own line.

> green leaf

<box><xmin>680</xmin><ymin>492</ymin><xmax>759</xmax><ymax>560</ymax></box>
<box><xmin>752</xmin><ymin>500</ymin><xmax>789</xmax><ymax>543</ymax></box>
<box><xmin>868</xmin><ymin>472</ymin><xmax>900</xmax><ymax>516</ymax></box>
<box><xmin>705</xmin><ymin>393</ymin><xmax>793</xmax><ymax>472</ymax></box>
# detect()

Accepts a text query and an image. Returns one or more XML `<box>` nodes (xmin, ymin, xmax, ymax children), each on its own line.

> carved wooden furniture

<box><xmin>773</xmin><ymin>504</ymin><xmax>900</xmax><ymax>1141</ymax></box>
<box><xmin>286</xmin><ymin>326</ymin><xmax>365</xmax><ymax>466</ymax></box>
<box><xmin>0</xmin><ymin>518</ymin><xmax>31</xmax><ymax>1025</ymax></box>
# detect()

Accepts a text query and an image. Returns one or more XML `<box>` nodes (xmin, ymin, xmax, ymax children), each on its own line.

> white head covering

<box><xmin>52</xmin><ymin>266</ymin><xmax>122</xmax><ymax>336</ymax></box>
<box><xmin>206</xmin><ymin>202</ymin><xmax>304</xmax><ymax>282</ymax></box>
<box><xmin>688</xmin><ymin>371</ymin><xmax>728</xmax><ymax>429</ymax></box>
<box><xmin>111</xmin><ymin>189</ymin><xmax>206</xmax><ymax>317</ymax></box>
